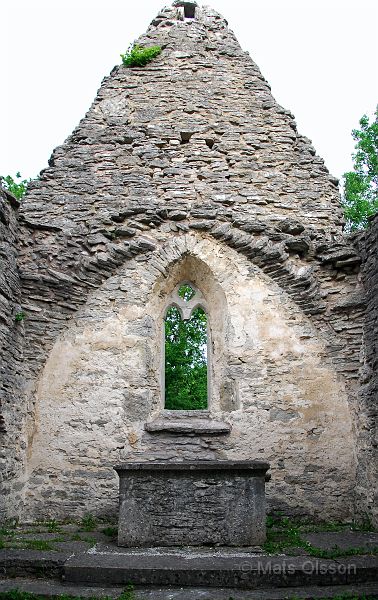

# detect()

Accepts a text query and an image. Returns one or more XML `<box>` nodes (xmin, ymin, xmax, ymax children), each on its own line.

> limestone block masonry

<box><xmin>354</xmin><ymin>213</ymin><xmax>378</xmax><ymax>526</ymax></box>
<box><xmin>0</xmin><ymin>189</ymin><xmax>24</xmax><ymax>521</ymax></box>
<box><xmin>0</xmin><ymin>1</ymin><xmax>376</xmax><ymax>526</ymax></box>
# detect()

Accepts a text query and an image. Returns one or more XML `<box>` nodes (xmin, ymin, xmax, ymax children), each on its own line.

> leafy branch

<box><xmin>0</xmin><ymin>172</ymin><xmax>30</xmax><ymax>200</ymax></box>
<box><xmin>342</xmin><ymin>107</ymin><xmax>378</xmax><ymax>230</ymax></box>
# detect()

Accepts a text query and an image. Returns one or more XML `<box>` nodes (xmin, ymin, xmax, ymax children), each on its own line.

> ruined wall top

<box><xmin>19</xmin><ymin>1</ymin><xmax>346</xmax><ymax>243</ymax></box>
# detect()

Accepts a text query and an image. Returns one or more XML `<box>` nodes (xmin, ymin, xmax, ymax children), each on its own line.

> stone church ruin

<box><xmin>1</xmin><ymin>1</ymin><xmax>377</xmax><ymax>529</ymax></box>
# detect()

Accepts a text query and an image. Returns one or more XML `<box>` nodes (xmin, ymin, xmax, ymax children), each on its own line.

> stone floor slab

<box><xmin>303</xmin><ymin>531</ymin><xmax>378</xmax><ymax>551</ymax></box>
<box><xmin>1</xmin><ymin>578</ymin><xmax>378</xmax><ymax>599</ymax></box>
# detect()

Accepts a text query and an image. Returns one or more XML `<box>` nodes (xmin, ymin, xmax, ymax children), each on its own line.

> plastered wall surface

<box><xmin>26</xmin><ymin>235</ymin><xmax>355</xmax><ymax>519</ymax></box>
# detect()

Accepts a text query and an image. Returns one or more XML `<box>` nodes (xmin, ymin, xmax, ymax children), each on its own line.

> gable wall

<box><xmin>0</xmin><ymin>3</ymin><xmax>376</xmax><ymax>525</ymax></box>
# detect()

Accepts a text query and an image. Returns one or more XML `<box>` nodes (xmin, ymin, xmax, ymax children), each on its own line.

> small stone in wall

<box><xmin>128</xmin><ymin>431</ymin><xmax>139</xmax><ymax>447</ymax></box>
<box><xmin>269</xmin><ymin>408</ymin><xmax>299</xmax><ymax>422</ymax></box>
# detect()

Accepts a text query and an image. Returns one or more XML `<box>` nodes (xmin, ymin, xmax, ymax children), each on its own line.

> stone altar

<box><xmin>114</xmin><ymin>461</ymin><xmax>270</xmax><ymax>547</ymax></box>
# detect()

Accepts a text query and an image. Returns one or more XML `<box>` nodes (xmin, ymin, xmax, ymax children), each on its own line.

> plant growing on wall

<box><xmin>342</xmin><ymin>107</ymin><xmax>378</xmax><ymax>230</ymax></box>
<box><xmin>0</xmin><ymin>172</ymin><xmax>29</xmax><ymax>200</ymax></box>
<box><xmin>121</xmin><ymin>44</ymin><xmax>161</xmax><ymax>67</ymax></box>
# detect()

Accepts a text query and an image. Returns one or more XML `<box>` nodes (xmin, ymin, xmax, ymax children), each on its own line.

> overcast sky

<box><xmin>2</xmin><ymin>0</ymin><xmax>377</xmax><ymax>184</ymax></box>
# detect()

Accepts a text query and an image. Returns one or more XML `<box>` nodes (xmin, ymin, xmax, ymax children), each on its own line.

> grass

<box><xmin>119</xmin><ymin>585</ymin><xmax>134</xmax><ymax>600</ymax></box>
<box><xmin>0</xmin><ymin>516</ymin><xmax>119</xmax><ymax>551</ymax></box>
<box><xmin>266</xmin><ymin>513</ymin><xmax>377</xmax><ymax>534</ymax></box>
<box><xmin>0</xmin><ymin>527</ymin><xmax>15</xmax><ymax>537</ymax></box>
<box><xmin>102</xmin><ymin>526</ymin><xmax>118</xmax><ymax>538</ymax></box>
<box><xmin>80</xmin><ymin>536</ymin><xmax>97</xmax><ymax>546</ymax></box>
<box><xmin>0</xmin><ymin>539</ymin><xmax>53</xmax><ymax>551</ymax></box>
<box><xmin>21</xmin><ymin>539</ymin><xmax>53</xmax><ymax>551</ymax></box>
<box><xmin>79</xmin><ymin>514</ymin><xmax>97</xmax><ymax>532</ymax></box>
<box><xmin>263</xmin><ymin>513</ymin><xmax>378</xmax><ymax>558</ymax></box>
<box><xmin>121</xmin><ymin>44</ymin><xmax>161</xmax><ymax>67</ymax></box>
<box><xmin>0</xmin><ymin>515</ymin><xmax>376</xmax><ymax>560</ymax></box>
<box><xmin>45</xmin><ymin>519</ymin><xmax>61</xmax><ymax>533</ymax></box>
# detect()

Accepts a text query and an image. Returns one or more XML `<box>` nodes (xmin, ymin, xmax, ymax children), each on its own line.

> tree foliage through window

<box><xmin>164</xmin><ymin>284</ymin><xmax>208</xmax><ymax>410</ymax></box>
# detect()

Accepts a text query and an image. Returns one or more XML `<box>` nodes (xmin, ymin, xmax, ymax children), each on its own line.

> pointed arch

<box><xmin>150</xmin><ymin>248</ymin><xmax>229</xmax><ymax>414</ymax></box>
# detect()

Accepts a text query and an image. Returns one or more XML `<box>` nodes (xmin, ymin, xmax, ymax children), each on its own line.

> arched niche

<box><xmin>148</xmin><ymin>252</ymin><xmax>229</xmax><ymax>417</ymax></box>
<box><xmin>24</xmin><ymin>232</ymin><xmax>356</xmax><ymax>522</ymax></box>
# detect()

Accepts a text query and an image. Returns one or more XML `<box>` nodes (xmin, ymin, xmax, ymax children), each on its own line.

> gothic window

<box><xmin>164</xmin><ymin>283</ymin><xmax>208</xmax><ymax>410</ymax></box>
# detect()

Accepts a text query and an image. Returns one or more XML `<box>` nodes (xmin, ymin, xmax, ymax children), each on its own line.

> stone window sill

<box><xmin>144</xmin><ymin>412</ymin><xmax>231</xmax><ymax>435</ymax></box>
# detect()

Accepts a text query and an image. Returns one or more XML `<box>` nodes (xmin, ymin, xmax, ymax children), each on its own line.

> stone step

<box><xmin>1</xmin><ymin>578</ymin><xmax>378</xmax><ymax>600</ymax></box>
<box><xmin>63</xmin><ymin>548</ymin><xmax>378</xmax><ymax>589</ymax></box>
<box><xmin>0</xmin><ymin>549</ymin><xmax>69</xmax><ymax>579</ymax></box>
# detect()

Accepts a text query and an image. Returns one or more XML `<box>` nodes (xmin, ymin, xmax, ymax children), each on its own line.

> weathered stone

<box><xmin>0</xmin><ymin>189</ymin><xmax>24</xmax><ymax>520</ymax></box>
<box><xmin>284</xmin><ymin>237</ymin><xmax>311</xmax><ymax>255</ymax></box>
<box><xmin>144</xmin><ymin>416</ymin><xmax>231</xmax><ymax>434</ymax></box>
<box><xmin>64</xmin><ymin>550</ymin><xmax>378</xmax><ymax>589</ymax></box>
<box><xmin>115</xmin><ymin>461</ymin><xmax>269</xmax><ymax>546</ymax></box>
<box><xmin>353</xmin><ymin>214</ymin><xmax>378</xmax><ymax>527</ymax></box>
<box><xmin>0</xmin><ymin>2</ymin><xmax>376</xmax><ymax>529</ymax></box>
<box><xmin>277</xmin><ymin>219</ymin><xmax>305</xmax><ymax>235</ymax></box>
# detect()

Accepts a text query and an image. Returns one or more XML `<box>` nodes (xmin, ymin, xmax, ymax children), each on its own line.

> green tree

<box><xmin>0</xmin><ymin>172</ymin><xmax>29</xmax><ymax>200</ymax></box>
<box><xmin>165</xmin><ymin>305</ymin><xmax>208</xmax><ymax>410</ymax></box>
<box><xmin>342</xmin><ymin>107</ymin><xmax>378</xmax><ymax>230</ymax></box>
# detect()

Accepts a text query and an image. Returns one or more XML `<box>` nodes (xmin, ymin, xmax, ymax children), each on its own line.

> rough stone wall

<box><xmin>355</xmin><ymin>214</ymin><xmax>378</xmax><ymax>527</ymax></box>
<box><xmin>0</xmin><ymin>189</ymin><xmax>24</xmax><ymax>520</ymax></box>
<box><xmin>1</xmin><ymin>2</ymin><xmax>370</xmax><ymax>522</ymax></box>
<box><xmin>25</xmin><ymin>235</ymin><xmax>356</xmax><ymax>520</ymax></box>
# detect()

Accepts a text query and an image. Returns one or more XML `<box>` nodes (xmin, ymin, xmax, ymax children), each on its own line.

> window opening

<box><xmin>184</xmin><ymin>3</ymin><xmax>196</xmax><ymax>18</ymax></box>
<box><xmin>180</xmin><ymin>132</ymin><xmax>193</xmax><ymax>145</ymax></box>
<box><xmin>178</xmin><ymin>283</ymin><xmax>196</xmax><ymax>300</ymax></box>
<box><xmin>164</xmin><ymin>284</ymin><xmax>208</xmax><ymax>410</ymax></box>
